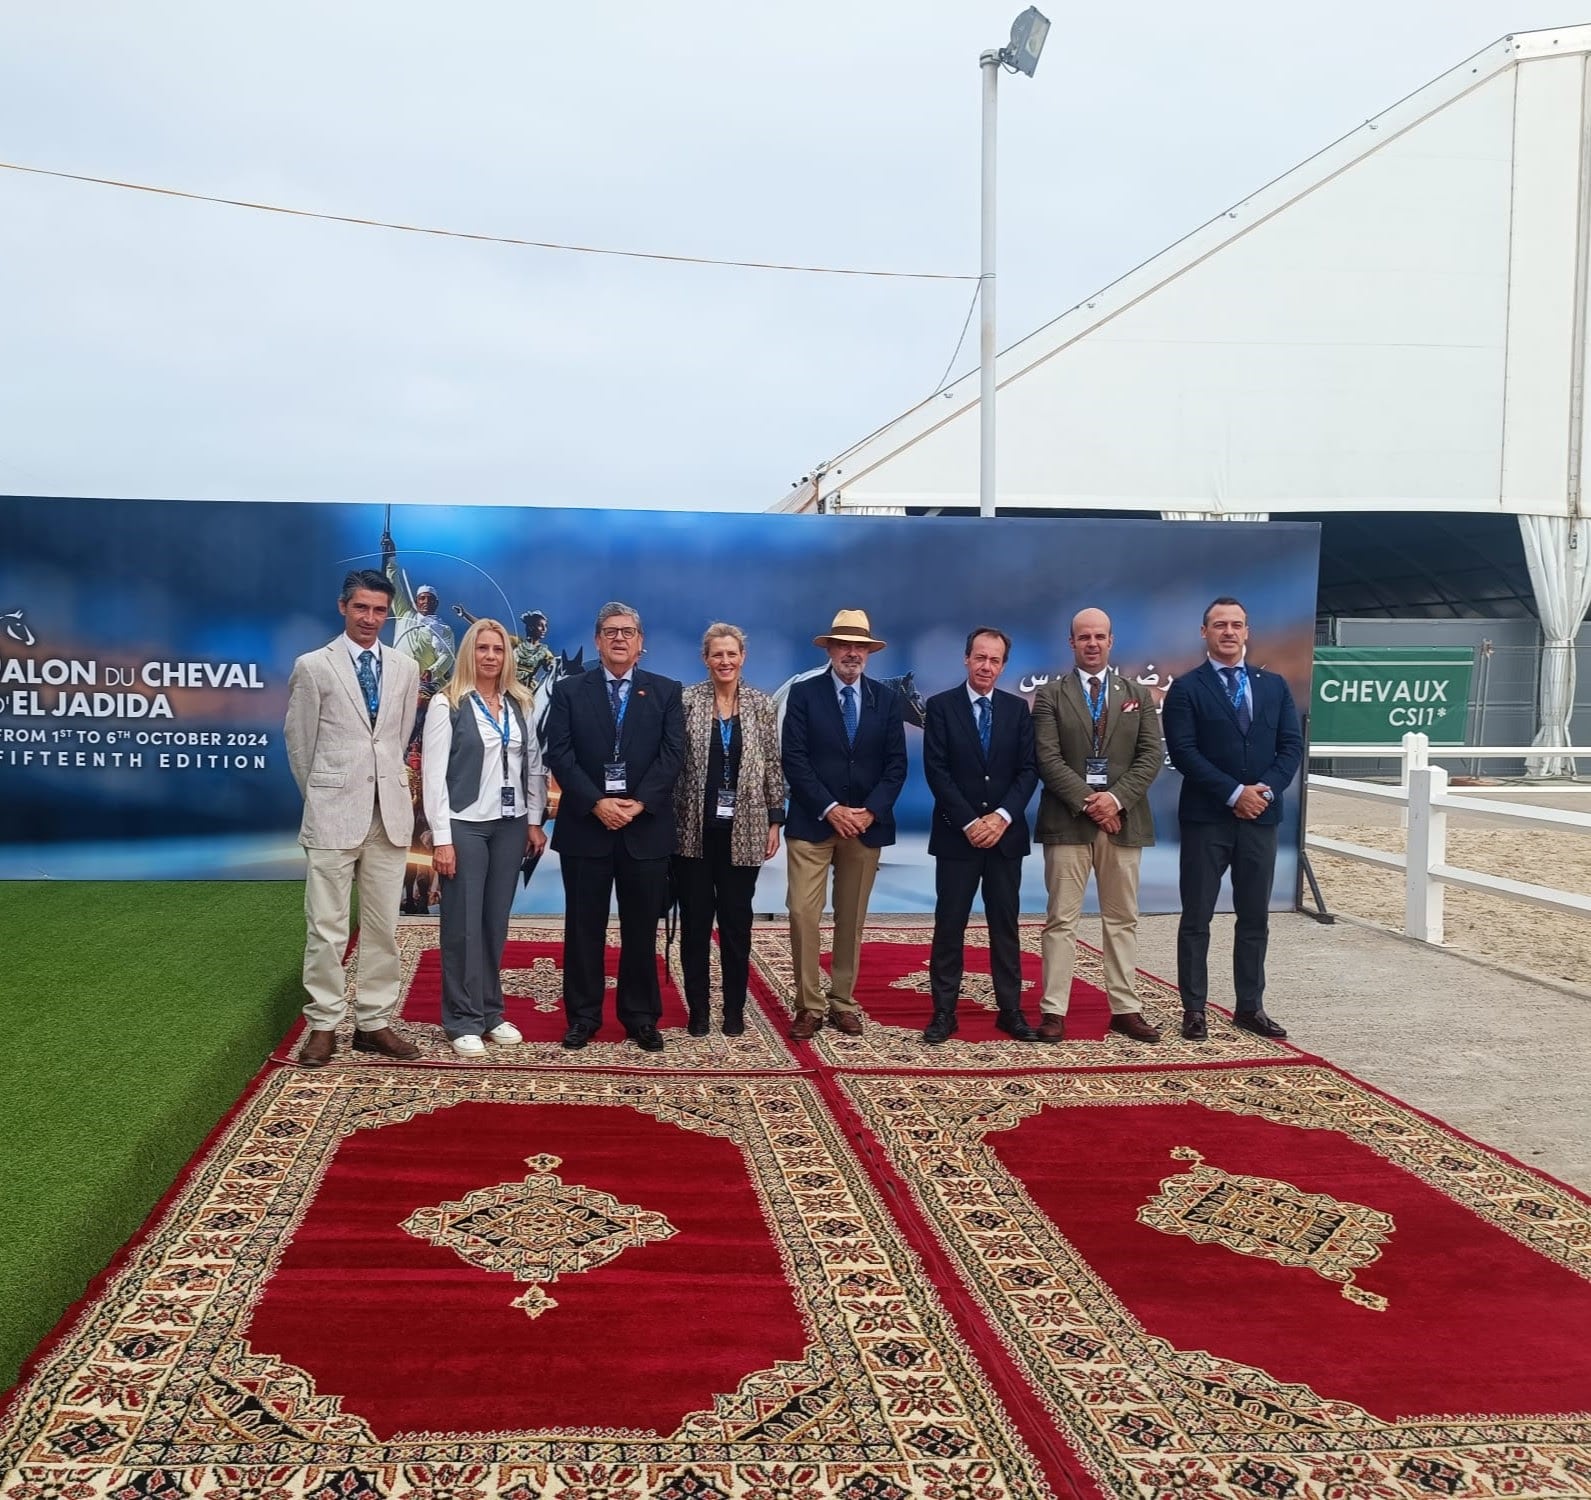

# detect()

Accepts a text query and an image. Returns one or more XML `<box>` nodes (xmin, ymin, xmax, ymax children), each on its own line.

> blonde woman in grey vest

<box><xmin>422</xmin><ymin>618</ymin><xmax>548</xmax><ymax>1056</ymax></box>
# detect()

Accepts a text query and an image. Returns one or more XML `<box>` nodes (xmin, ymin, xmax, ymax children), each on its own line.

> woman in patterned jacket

<box><xmin>671</xmin><ymin>623</ymin><xmax>786</xmax><ymax>1036</ymax></box>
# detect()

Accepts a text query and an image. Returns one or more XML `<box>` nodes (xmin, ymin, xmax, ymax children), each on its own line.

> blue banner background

<box><xmin>0</xmin><ymin>497</ymin><xmax>1319</xmax><ymax>913</ymax></box>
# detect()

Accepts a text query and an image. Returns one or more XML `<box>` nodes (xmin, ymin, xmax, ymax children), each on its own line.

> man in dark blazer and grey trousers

<box><xmin>545</xmin><ymin>601</ymin><xmax>684</xmax><ymax>1052</ymax></box>
<box><xmin>1161</xmin><ymin>596</ymin><xmax>1303</xmax><ymax>1042</ymax></box>
<box><xmin>920</xmin><ymin>627</ymin><xmax>1040</xmax><ymax>1043</ymax></box>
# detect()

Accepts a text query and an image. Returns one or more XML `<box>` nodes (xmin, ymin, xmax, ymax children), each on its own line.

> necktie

<box><xmin>356</xmin><ymin>649</ymin><xmax>379</xmax><ymax>726</ymax></box>
<box><xmin>975</xmin><ymin>695</ymin><xmax>991</xmax><ymax>757</ymax></box>
<box><xmin>1222</xmin><ymin>666</ymin><xmax>1251</xmax><ymax>733</ymax></box>
<box><xmin>841</xmin><ymin>684</ymin><xmax>858</xmax><ymax>746</ymax></box>
<box><xmin>608</xmin><ymin>676</ymin><xmax>625</xmax><ymax>720</ymax></box>
<box><xmin>1086</xmin><ymin>675</ymin><xmax>1102</xmax><ymax>717</ymax></box>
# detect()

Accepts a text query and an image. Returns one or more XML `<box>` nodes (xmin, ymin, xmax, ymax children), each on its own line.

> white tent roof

<box><xmin>774</xmin><ymin>27</ymin><xmax>1591</xmax><ymax>521</ymax></box>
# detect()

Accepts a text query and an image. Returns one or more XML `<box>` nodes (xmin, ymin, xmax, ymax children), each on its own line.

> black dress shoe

<box><xmin>994</xmin><ymin>1011</ymin><xmax>1041</xmax><ymax>1042</ymax></box>
<box><xmin>686</xmin><ymin>1009</ymin><xmax>710</xmax><ymax>1038</ymax></box>
<box><xmin>351</xmin><ymin>1026</ymin><xmax>421</xmax><ymax>1060</ymax></box>
<box><xmin>1233</xmin><ymin>1009</ymin><xmax>1287</xmax><ymax>1039</ymax></box>
<box><xmin>629</xmin><ymin>1025</ymin><xmax>665</xmax><ymax>1052</ymax></box>
<box><xmin>561</xmin><ymin>1022</ymin><xmax>598</xmax><ymax>1050</ymax></box>
<box><xmin>1181</xmin><ymin>1010</ymin><xmax>1208</xmax><ymax>1042</ymax></box>
<box><xmin>922</xmin><ymin>1010</ymin><xmax>958</xmax><ymax>1045</ymax></box>
<box><xmin>721</xmin><ymin>1007</ymin><xmax>746</xmax><ymax>1037</ymax></box>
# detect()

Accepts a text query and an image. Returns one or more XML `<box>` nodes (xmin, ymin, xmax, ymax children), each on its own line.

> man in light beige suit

<box><xmin>1032</xmin><ymin>607</ymin><xmax>1165</xmax><ymax>1044</ymax></box>
<box><xmin>285</xmin><ymin>568</ymin><xmax>423</xmax><ymax>1066</ymax></box>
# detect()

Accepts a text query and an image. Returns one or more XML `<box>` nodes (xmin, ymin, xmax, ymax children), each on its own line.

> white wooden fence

<box><xmin>1305</xmin><ymin>732</ymin><xmax>1591</xmax><ymax>943</ymax></box>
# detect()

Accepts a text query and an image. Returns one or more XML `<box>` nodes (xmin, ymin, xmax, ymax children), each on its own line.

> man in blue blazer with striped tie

<box><xmin>1161</xmin><ymin>596</ymin><xmax>1303</xmax><ymax>1042</ymax></box>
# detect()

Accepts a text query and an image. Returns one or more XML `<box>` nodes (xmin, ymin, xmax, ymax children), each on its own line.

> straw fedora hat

<box><xmin>813</xmin><ymin>608</ymin><xmax>887</xmax><ymax>652</ymax></box>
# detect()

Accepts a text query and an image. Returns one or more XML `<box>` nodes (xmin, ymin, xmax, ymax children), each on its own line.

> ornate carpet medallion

<box><xmin>750</xmin><ymin>924</ymin><xmax>1293</xmax><ymax>1070</ymax></box>
<box><xmin>0</xmin><ymin>1069</ymin><xmax>1050</xmax><ymax>1500</ymax></box>
<box><xmin>401</xmin><ymin>1155</ymin><xmax>677</xmax><ymax>1318</ymax></box>
<box><xmin>1140</xmin><ymin>1147</ymin><xmax>1393</xmax><ymax>1309</ymax></box>
<box><xmin>841</xmin><ymin>1067</ymin><xmax>1591</xmax><ymax>1500</ymax></box>
<box><xmin>501</xmin><ymin>957</ymin><xmax>605</xmax><ymax>1012</ymax></box>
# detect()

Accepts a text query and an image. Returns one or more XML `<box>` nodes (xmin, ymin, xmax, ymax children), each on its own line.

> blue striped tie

<box><xmin>975</xmin><ymin>695</ymin><xmax>991</xmax><ymax>758</ymax></box>
<box><xmin>356</xmin><ymin>650</ymin><xmax>379</xmax><ymax>726</ymax></box>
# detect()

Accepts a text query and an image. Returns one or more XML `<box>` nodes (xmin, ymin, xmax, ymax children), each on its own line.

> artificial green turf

<box><xmin>0</xmin><ymin>882</ymin><xmax>306</xmax><ymax>1392</ymax></box>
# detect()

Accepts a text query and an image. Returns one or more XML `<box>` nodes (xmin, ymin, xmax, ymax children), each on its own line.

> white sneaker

<box><xmin>451</xmin><ymin>1034</ymin><xmax>486</xmax><ymax>1057</ymax></box>
<box><xmin>485</xmin><ymin>1021</ymin><xmax>523</xmax><ymax>1045</ymax></box>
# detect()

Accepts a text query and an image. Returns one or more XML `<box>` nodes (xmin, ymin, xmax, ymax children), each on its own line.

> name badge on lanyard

<box><xmin>1085</xmin><ymin>677</ymin><xmax>1109</xmax><ymax>786</ymax></box>
<box><xmin>606</xmin><ymin>679</ymin><xmax>630</xmax><ymax>792</ymax></box>
<box><xmin>715</xmin><ymin>712</ymin><xmax>737</xmax><ymax>818</ymax></box>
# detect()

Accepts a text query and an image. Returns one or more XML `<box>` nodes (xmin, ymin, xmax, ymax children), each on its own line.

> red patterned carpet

<box><xmin>840</xmin><ymin>1067</ymin><xmax>1591</xmax><ymax>1496</ymax></box>
<box><xmin>9</xmin><ymin>922</ymin><xmax>1591</xmax><ymax>1500</ymax></box>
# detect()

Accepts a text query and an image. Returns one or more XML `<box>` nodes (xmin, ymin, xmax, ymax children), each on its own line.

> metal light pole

<box><xmin>979</xmin><ymin>7</ymin><xmax>1050</xmax><ymax>520</ymax></box>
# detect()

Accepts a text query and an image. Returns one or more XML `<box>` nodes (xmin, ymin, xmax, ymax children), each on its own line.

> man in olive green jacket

<box><xmin>1032</xmin><ymin>608</ymin><xmax>1165</xmax><ymax>1043</ymax></box>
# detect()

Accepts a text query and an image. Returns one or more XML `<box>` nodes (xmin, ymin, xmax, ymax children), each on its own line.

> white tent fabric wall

<box><xmin>774</xmin><ymin>27</ymin><xmax>1591</xmax><ymax>766</ymax></box>
<box><xmin>1522</xmin><ymin>516</ymin><xmax>1591</xmax><ymax>775</ymax></box>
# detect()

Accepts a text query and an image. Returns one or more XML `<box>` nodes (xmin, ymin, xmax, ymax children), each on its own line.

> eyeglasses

<box><xmin>598</xmin><ymin>626</ymin><xmax>639</xmax><ymax>640</ymax></box>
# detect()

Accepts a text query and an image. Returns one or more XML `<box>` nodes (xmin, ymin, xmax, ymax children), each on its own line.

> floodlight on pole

<box><xmin>979</xmin><ymin>7</ymin><xmax>1049</xmax><ymax>519</ymax></box>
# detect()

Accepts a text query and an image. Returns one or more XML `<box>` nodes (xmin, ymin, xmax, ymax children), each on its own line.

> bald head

<box><xmin>1070</xmin><ymin>608</ymin><xmax>1112</xmax><ymax>674</ymax></box>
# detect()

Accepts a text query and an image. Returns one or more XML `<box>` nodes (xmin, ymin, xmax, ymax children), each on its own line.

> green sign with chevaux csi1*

<box><xmin>1309</xmin><ymin>647</ymin><xmax>1474</xmax><ymax>744</ymax></box>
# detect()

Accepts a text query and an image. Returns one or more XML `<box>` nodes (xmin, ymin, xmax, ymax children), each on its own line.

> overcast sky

<box><xmin>0</xmin><ymin>2</ymin><xmax>1581</xmax><ymax>512</ymax></box>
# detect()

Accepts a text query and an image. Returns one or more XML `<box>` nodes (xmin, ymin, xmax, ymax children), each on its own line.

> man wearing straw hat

<box><xmin>781</xmin><ymin>609</ymin><xmax>908</xmax><ymax>1040</ymax></box>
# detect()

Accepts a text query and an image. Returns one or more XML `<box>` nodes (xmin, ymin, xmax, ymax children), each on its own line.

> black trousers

<box><xmin>672</xmin><ymin>825</ymin><xmax>760</xmax><ymax>1016</ymax></box>
<box><xmin>1176</xmin><ymin>819</ymin><xmax>1278</xmax><ymax>1014</ymax></box>
<box><xmin>929</xmin><ymin>850</ymin><xmax>1024</xmax><ymax>1013</ymax></box>
<box><xmin>560</xmin><ymin>846</ymin><xmax>669</xmax><ymax>1033</ymax></box>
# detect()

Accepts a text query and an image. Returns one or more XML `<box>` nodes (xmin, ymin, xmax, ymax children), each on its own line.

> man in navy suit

<box><xmin>920</xmin><ymin>627</ymin><xmax>1040</xmax><ymax>1043</ymax></box>
<box><xmin>545</xmin><ymin>601</ymin><xmax>684</xmax><ymax>1052</ymax></box>
<box><xmin>782</xmin><ymin>609</ymin><xmax>908</xmax><ymax>1041</ymax></box>
<box><xmin>1161</xmin><ymin>596</ymin><xmax>1303</xmax><ymax>1042</ymax></box>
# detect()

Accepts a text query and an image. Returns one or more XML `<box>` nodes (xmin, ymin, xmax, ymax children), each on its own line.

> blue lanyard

<box><xmin>609</xmin><ymin>677</ymin><xmax>630</xmax><ymax>758</ymax></box>
<box><xmin>1085</xmin><ymin>674</ymin><xmax>1106</xmax><ymax>725</ymax></box>
<box><xmin>1084</xmin><ymin>673</ymin><xmax>1107</xmax><ymax>751</ymax></box>
<box><xmin>717</xmin><ymin>713</ymin><xmax>736</xmax><ymax>786</ymax></box>
<box><xmin>471</xmin><ymin>692</ymin><xmax>513</xmax><ymax>783</ymax></box>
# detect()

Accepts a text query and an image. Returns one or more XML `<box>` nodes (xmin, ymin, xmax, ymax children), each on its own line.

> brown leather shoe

<box><xmin>1108</xmin><ymin>1012</ymin><xmax>1162</xmax><ymax>1044</ymax></box>
<box><xmin>826</xmin><ymin>1007</ymin><xmax>863</xmax><ymax>1036</ymax></box>
<box><xmin>297</xmin><ymin>1028</ymin><xmax>337</xmax><ymax>1067</ymax></box>
<box><xmin>351</xmin><ymin>1026</ymin><xmax>421</xmax><ymax>1060</ymax></box>
<box><xmin>1036</xmin><ymin>1015</ymin><xmax>1066</xmax><ymax>1043</ymax></box>
<box><xmin>790</xmin><ymin>1009</ymin><xmax>824</xmax><ymax>1040</ymax></box>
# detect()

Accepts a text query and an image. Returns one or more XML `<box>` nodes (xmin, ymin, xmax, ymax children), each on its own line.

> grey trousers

<box><xmin>438</xmin><ymin>814</ymin><xmax>527</xmax><ymax>1039</ymax></box>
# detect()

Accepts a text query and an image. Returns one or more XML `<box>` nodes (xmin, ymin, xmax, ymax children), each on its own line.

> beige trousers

<box><xmin>1040</xmin><ymin>834</ymin><xmax>1144</xmax><ymax>1016</ymax></box>
<box><xmin>301</xmin><ymin>806</ymin><xmax>409</xmax><ymax>1031</ymax></box>
<box><xmin>785</xmin><ymin>835</ymin><xmax>882</xmax><ymax>1016</ymax></box>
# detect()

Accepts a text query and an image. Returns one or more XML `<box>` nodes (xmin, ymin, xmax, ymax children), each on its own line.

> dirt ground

<box><xmin>1305</xmin><ymin>785</ymin><xmax>1591</xmax><ymax>986</ymax></box>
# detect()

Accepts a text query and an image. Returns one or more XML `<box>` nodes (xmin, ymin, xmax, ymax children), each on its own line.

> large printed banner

<box><xmin>0</xmin><ymin>497</ymin><xmax>1319</xmax><ymax>913</ymax></box>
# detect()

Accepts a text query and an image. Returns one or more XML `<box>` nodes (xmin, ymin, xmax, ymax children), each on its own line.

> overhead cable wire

<box><xmin>0</xmin><ymin>160</ymin><xmax>977</xmax><ymax>282</ymax></box>
<box><xmin>928</xmin><ymin>282</ymin><xmax>982</xmax><ymax>397</ymax></box>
